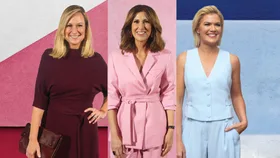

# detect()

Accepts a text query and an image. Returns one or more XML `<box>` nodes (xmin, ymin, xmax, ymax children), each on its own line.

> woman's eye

<box><xmin>144</xmin><ymin>20</ymin><xmax>149</xmax><ymax>23</ymax></box>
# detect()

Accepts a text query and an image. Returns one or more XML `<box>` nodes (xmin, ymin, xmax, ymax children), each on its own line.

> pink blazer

<box><xmin>108</xmin><ymin>49</ymin><xmax>175</xmax><ymax>149</ymax></box>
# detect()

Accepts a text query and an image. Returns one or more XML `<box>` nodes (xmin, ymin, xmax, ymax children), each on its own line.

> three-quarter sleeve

<box><xmin>108</xmin><ymin>53</ymin><xmax>121</xmax><ymax>110</ymax></box>
<box><xmin>32</xmin><ymin>50</ymin><xmax>50</xmax><ymax>110</ymax></box>
<box><xmin>160</xmin><ymin>53</ymin><xmax>176</xmax><ymax>110</ymax></box>
<box><xmin>96</xmin><ymin>53</ymin><xmax>108</xmax><ymax>97</ymax></box>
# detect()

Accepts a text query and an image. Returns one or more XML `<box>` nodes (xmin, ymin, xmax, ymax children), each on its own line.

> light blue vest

<box><xmin>184</xmin><ymin>48</ymin><xmax>233</xmax><ymax>121</ymax></box>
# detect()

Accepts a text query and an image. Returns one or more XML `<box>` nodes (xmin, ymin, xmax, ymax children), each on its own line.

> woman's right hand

<box><xmin>26</xmin><ymin>140</ymin><xmax>41</xmax><ymax>158</ymax></box>
<box><xmin>176</xmin><ymin>140</ymin><xmax>186</xmax><ymax>158</ymax></box>
<box><xmin>111</xmin><ymin>134</ymin><xmax>125</xmax><ymax>158</ymax></box>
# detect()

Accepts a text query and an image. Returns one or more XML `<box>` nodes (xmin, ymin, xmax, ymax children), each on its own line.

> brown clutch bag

<box><xmin>19</xmin><ymin>123</ymin><xmax>63</xmax><ymax>158</ymax></box>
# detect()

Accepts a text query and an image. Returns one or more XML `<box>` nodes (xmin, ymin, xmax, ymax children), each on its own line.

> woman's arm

<box><xmin>85</xmin><ymin>53</ymin><xmax>108</xmax><ymax>124</ymax></box>
<box><xmin>107</xmin><ymin>53</ymin><xmax>122</xmax><ymax>133</ymax></box>
<box><xmin>107</xmin><ymin>53</ymin><xmax>123</xmax><ymax>157</ymax></box>
<box><xmin>26</xmin><ymin>107</ymin><xmax>44</xmax><ymax>158</ymax></box>
<box><xmin>100</xmin><ymin>97</ymin><xmax>108</xmax><ymax>112</ymax></box>
<box><xmin>160</xmin><ymin>52</ymin><xmax>176</xmax><ymax>157</ymax></box>
<box><xmin>226</xmin><ymin>54</ymin><xmax>248</xmax><ymax>133</ymax></box>
<box><xmin>27</xmin><ymin>50</ymin><xmax>49</xmax><ymax>157</ymax></box>
<box><xmin>108</xmin><ymin>110</ymin><xmax>120</xmax><ymax>137</ymax></box>
<box><xmin>176</xmin><ymin>52</ymin><xmax>186</xmax><ymax>142</ymax></box>
<box><xmin>29</xmin><ymin>107</ymin><xmax>45</xmax><ymax>141</ymax></box>
<box><xmin>176</xmin><ymin>52</ymin><xmax>187</xmax><ymax>158</ymax></box>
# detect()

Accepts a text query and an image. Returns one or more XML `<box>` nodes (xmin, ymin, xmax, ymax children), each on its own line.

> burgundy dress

<box><xmin>32</xmin><ymin>48</ymin><xmax>107</xmax><ymax>158</ymax></box>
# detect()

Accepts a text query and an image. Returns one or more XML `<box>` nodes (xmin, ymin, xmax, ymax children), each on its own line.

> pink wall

<box><xmin>0</xmin><ymin>1</ymin><xmax>108</xmax><ymax>127</ymax></box>
<box><xmin>108</xmin><ymin>0</ymin><xmax>176</xmax><ymax>53</ymax></box>
<box><xmin>108</xmin><ymin>0</ymin><xmax>176</xmax><ymax>157</ymax></box>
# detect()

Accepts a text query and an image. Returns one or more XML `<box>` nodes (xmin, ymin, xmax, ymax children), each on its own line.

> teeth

<box><xmin>136</xmin><ymin>31</ymin><xmax>145</xmax><ymax>35</ymax></box>
<box><xmin>208</xmin><ymin>34</ymin><xmax>216</xmax><ymax>37</ymax></box>
<box><xmin>70</xmin><ymin>35</ymin><xmax>79</xmax><ymax>39</ymax></box>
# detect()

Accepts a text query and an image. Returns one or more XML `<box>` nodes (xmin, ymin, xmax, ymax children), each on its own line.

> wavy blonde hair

<box><xmin>192</xmin><ymin>5</ymin><xmax>224</xmax><ymax>47</ymax></box>
<box><xmin>120</xmin><ymin>5</ymin><xmax>165</xmax><ymax>53</ymax></box>
<box><xmin>50</xmin><ymin>5</ymin><xmax>94</xmax><ymax>59</ymax></box>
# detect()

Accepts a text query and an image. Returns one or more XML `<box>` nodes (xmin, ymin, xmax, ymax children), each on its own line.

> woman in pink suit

<box><xmin>108</xmin><ymin>5</ymin><xmax>176</xmax><ymax>158</ymax></box>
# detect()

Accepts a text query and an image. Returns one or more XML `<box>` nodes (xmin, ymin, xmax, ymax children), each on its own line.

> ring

<box><xmin>112</xmin><ymin>151</ymin><xmax>116</xmax><ymax>155</ymax></box>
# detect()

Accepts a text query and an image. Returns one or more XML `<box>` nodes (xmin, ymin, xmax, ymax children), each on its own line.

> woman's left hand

<box><xmin>84</xmin><ymin>108</ymin><xmax>107</xmax><ymax>124</ymax></box>
<box><xmin>225</xmin><ymin>121</ymin><xmax>248</xmax><ymax>134</ymax></box>
<box><xmin>161</xmin><ymin>129</ymin><xmax>174</xmax><ymax>157</ymax></box>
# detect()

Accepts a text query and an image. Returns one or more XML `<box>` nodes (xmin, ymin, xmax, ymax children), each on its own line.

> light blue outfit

<box><xmin>182</xmin><ymin>48</ymin><xmax>240</xmax><ymax>158</ymax></box>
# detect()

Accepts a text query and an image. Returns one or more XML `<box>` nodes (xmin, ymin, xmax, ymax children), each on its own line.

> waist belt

<box><xmin>120</xmin><ymin>95</ymin><xmax>160</xmax><ymax>145</ymax></box>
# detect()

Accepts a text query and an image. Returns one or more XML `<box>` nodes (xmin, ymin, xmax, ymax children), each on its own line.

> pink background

<box><xmin>0</xmin><ymin>1</ymin><xmax>108</xmax><ymax>127</ymax></box>
<box><xmin>108</xmin><ymin>0</ymin><xmax>176</xmax><ymax>53</ymax></box>
<box><xmin>108</xmin><ymin>0</ymin><xmax>177</xmax><ymax>157</ymax></box>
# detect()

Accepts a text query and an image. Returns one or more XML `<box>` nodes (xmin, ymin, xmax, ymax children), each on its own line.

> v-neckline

<box><xmin>124</xmin><ymin>51</ymin><xmax>157</xmax><ymax>89</ymax></box>
<box><xmin>133</xmin><ymin>53</ymin><xmax>148</xmax><ymax>74</ymax></box>
<box><xmin>197</xmin><ymin>48</ymin><xmax>220</xmax><ymax>79</ymax></box>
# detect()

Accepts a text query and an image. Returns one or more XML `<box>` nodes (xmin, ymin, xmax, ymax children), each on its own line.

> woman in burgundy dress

<box><xmin>26</xmin><ymin>5</ymin><xmax>107</xmax><ymax>158</ymax></box>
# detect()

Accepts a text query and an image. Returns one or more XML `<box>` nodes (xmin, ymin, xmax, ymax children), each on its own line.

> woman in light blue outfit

<box><xmin>176</xmin><ymin>6</ymin><xmax>248</xmax><ymax>158</ymax></box>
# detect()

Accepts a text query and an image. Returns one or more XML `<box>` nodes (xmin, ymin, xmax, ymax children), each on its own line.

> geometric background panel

<box><xmin>0</xmin><ymin>1</ymin><xmax>108</xmax><ymax>127</ymax></box>
<box><xmin>0</xmin><ymin>0</ymin><xmax>106</xmax><ymax>62</ymax></box>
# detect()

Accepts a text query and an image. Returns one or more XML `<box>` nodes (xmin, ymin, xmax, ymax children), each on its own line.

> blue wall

<box><xmin>177</xmin><ymin>0</ymin><xmax>280</xmax><ymax>20</ymax></box>
<box><xmin>177</xmin><ymin>0</ymin><xmax>280</xmax><ymax>134</ymax></box>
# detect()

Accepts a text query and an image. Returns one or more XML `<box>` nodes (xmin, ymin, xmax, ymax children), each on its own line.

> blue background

<box><xmin>177</xmin><ymin>0</ymin><xmax>280</xmax><ymax>20</ymax></box>
<box><xmin>177</xmin><ymin>0</ymin><xmax>280</xmax><ymax>134</ymax></box>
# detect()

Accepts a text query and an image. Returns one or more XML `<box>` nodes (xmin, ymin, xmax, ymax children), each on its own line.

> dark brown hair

<box><xmin>120</xmin><ymin>5</ymin><xmax>165</xmax><ymax>53</ymax></box>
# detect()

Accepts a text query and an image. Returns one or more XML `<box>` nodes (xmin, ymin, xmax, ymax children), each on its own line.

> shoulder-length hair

<box><xmin>192</xmin><ymin>5</ymin><xmax>224</xmax><ymax>47</ymax></box>
<box><xmin>50</xmin><ymin>5</ymin><xmax>94</xmax><ymax>59</ymax></box>
<box><xmin>120</xmin><ymin>5</ymin><xmax>165</xmax><ymax>53</ymax></box>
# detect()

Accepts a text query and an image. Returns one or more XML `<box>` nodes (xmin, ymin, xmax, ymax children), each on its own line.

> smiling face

<box><xmin>131</xmin><ymin>11</ymin><xmax>152</xmax><ymax>45</ymax></box>
<box><xmin>196</xmin><ymin>13</ymin><xmax>222</xmax><ymax>47</ymax></box>
<box><xmin>64</xmin><ymin>12</ymin><xmax>86</xmax><ymax>49</ymax></box>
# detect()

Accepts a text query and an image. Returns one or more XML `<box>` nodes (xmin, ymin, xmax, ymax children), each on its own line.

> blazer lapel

<box><xmin>123</xmin><ymin>52</ymin><xmax>146</xmax><ymax>88</ymax></box>
<box><xmin>142</xmin><ymin>52</ymin><xmax>158</xmax><ymax>78</ymax></box>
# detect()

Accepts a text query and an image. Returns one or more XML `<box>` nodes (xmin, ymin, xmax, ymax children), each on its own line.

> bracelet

<box><xmin>167</xmin><ymin>125</ymin><xmax>175</xmax><ymax>129</ymax></box>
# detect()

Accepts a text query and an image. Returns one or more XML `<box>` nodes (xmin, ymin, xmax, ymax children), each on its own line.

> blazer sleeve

<box><xmin>108</xmin><ymin>53</ymin><xmax>121</xmax><ymax>110</ymax></box>
<box><xmin>32</xmin><ymin>50</ymin><xmax>50</xmax><ymax>110</ymax></box>
<box><xmin>160</xmin><ymin>52</ymin><xmax>176</xmax><ymax>110</ymax></box>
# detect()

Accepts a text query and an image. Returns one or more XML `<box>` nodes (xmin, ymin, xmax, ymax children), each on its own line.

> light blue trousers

<box><xmin>182</xmin><ymin>118</ymin><xmax>240</xmax><ymax>158</ymax></box>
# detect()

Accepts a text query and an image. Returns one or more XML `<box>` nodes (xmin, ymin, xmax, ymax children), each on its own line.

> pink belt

<box><xmin>120</xmin><ymin>95</ymin><xmax>160</xmax><ymax>146</ymax></box>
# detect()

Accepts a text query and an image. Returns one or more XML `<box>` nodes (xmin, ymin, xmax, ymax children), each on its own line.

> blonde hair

<box><xmin>192</xmin><ymin>5</ymin><xmax>224</xmax><ymax>47</ymax></box>
<box><xmin>50</xmin><ymin>5</ymin><xmax>94</xmax><ymax>59</ymax></box>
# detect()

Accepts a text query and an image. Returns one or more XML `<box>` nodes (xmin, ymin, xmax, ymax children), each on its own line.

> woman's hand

<box><xmin>111</xmin><ymin>134</ymin><xmax>125</xmax><ymax>158</ymax></box>
<box><xmin>84</xmin><ymin>108</ymin><xmax>107</xmax><ymax>124</ymax></box>
<box><xmin>161</xmin><ymin>129</ymin><xmax>174</xmax><ymax>157</ymax></box>
<box><xmin>26</xmin><ymin>140</ymin><xmax>41</xmax><ymax>158</ymax></box>
<box><xmin>225</xmin><ymin>121</ymin><xmax>248</xmax><ymax>134</ymax></box>
<box><xmin>176</xmin><ymin>140</ymin><xmax>186</xmax><ymax>158</ymax></box>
